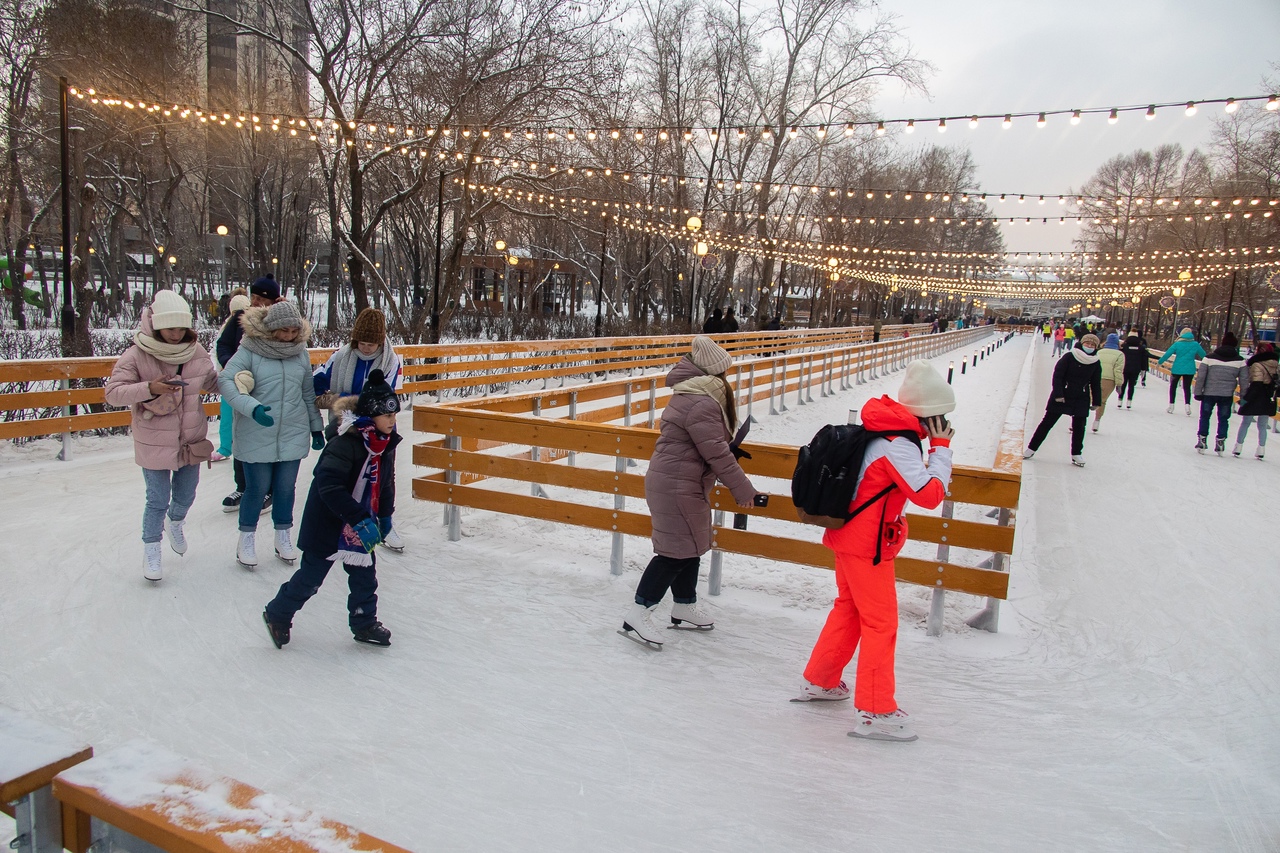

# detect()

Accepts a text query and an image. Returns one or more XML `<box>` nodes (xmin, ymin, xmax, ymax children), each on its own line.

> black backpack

<box><xmin>791</xmin><ymin>423</ymin><xmax>922</xmax><ymax>525</ymax></box>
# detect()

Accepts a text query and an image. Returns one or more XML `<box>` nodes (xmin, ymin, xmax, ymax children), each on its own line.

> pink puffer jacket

<box><xmin>645</xmin><ymin>357</ymin><xmax>756</xmax><ymax>558</ymax></box>
<box><xmin>104</xmin><ymin>309</ymin><xmax>220</xmax><ymax>470</ymax></box>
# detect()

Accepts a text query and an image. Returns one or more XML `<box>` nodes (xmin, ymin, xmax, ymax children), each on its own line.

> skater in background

<box><xmin>1158</xmin><ymin>328</ymin><xmax>1206</xmax><ymax>415</ymax></box>
<box><xmin>217</xmin><ymin>275</ymin><xmax>281</xmax><ymax>511</ymax></box>
<box><xmin>262</xmin><ymin>370</ymin><xmax>401</xmax><ymax>649</ymax></box>
<box><xmin>798</xmin><ymin>361</ymin><xmax>955</xmax><ymax>743</ymax></box>
<box><xmin>1042</xmin><ymin>322</ymin><xmax>1051</xmax><ymax>343</ymax></box>
<box><xmin>1025</xmin><ymin>333</ymin><xmax>1102</xmax><ymax>467</ymax></box>
<box><xmin>721</xmin><ymin>307</ymin><xmax>740</xmax><ymax>333</ymax></box>
<box><xmin>1052</xmin><ymin>324</ymin><xmax>1065</xmax><ymax>355</ymax></box>
<box><xmin>1118</xmin><ymin>331</ymin><xmax>1153</xmax><ymax>407</ymax></box>
<box><xmin>211</xmin><ymin>289</ymin><xmax>249</xmax><ymax>462</ymax></box>
<box><xmin>702</xmin><ymin>307</ymin><xmax>724</xmax><ymax>334</ymax></box>
<box><xmin>621</xmin><ymin>336</ymin><xmax>759</xmax><ymax>649</ymax></box>
<box><xmin>1063</xmin><ymin>325</ymin><xmax>1076</xmax><ymax>351</ymax></box>
<box><xmin>105</xmin><ymin>291</ymin><xmax>219</xmax><ymax>582</ymax></box>
<box><xmin>218</xmin><ymin>300</ymin><xmax>324</xmax><ymax>568</ymax></box>
<box><xmin>1192</xmin><ymin>331</ymin><xmax>1249</xmax><ymax>456</ymax></box>
<box><xmin>313</xmin><ymin>307</ymin><xmax>405</xmax><ymax>550</ymax></box>
<box><xmin>1091</xmin><ymin>333</ymin><xmax>1125</xmax><ymax>432</ymax></box>
<box><xmin>1233</xmin><ymin>342</ymin><xmax>1278</xmax><ymax>459</ymax></box>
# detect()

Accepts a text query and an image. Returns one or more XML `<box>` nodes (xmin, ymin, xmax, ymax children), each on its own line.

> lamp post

<box><xmin>1130</xmin><ymin>294</ymin><xmax>1141</xmax><ymax>327</ymax></box>
<box><xmin>215</xmin><ymin>224</ymin><xmax>229</xmax><ymax>294</ymax></box>
<box><xmin>593</xmin><ymin>226</ymin><xmax>608</xmax><ymax>337</ymax></box>
<box><xmin>1172</xmin><ymin>271</ymin><xmax>1190</xmax><ymax>342</ymax></box>
<box><xmin>431</xmin><ymin>169</ymin><xmax>447</xmax><ymax>343</ymax></box>
<box><xmin>494</xmin><ymin>240</ymin><xmax>508</xmax><ymax>314</ymax></box>
<box><xmin>686</xmin><ymin>216</ymin><xmax>702</xmax><ymax>330</ymax></box>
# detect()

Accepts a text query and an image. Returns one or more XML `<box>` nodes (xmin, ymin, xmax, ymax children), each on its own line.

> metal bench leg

<box><xmin>12</xmin><ymin>784</ymin><xmax>61</xmax><ymax>853</ymax></box>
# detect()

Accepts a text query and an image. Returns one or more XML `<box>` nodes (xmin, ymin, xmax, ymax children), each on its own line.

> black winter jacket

<box><xmin>297</xmin><ymin>426</ymin><xmax>401</xmax><ymax>557</ymax></box>
<box><xmin>215</xmin><ymin>309</ymin><xmax>247</xmax><ymax>367</ymax></box>
<box><xmin>1046</xmin><ymin>349</ymin><xmax>1102</xmax><ymax>416</ymax></box>
<box><xmin>1120</xmin><ymin>337</ymin><xmax>1153</xmax><ymax>375</ymax></box>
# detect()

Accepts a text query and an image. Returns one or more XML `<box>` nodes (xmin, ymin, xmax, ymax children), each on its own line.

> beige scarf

<box><xmin>672</xmin><ymin>374</ymin><xmax>734</xmax><ymax>433</ymax></box>
<box><xmin>133</xmin><ymin>331</ymin><xmax>197</xmax><ymax>366</ymax></box>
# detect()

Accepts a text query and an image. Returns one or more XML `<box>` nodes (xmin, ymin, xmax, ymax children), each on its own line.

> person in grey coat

<box><xmin>621</xmin><ymin>336</ymin><xmax>759</xmax><ymax>648</ymax></box>
<box><xmin>218</xmin><ymin>301</ymin><xmax>324</xmax><ymax>567</ymax></box>
<box><xmin>1193</xmin><ymin>331</ymin><xmax>1250</xmax><ymax>456</ymax></box>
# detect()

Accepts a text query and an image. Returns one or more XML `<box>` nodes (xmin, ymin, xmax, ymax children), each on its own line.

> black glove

<box><xmin>730</xmin><ymin>443</ymin><xmax>752</xmax><ymax>461</ymax></box>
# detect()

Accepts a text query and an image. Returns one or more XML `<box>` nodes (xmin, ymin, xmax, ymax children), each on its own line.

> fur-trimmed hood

<box><xmin>331</xmin><ymin>394</ymin><xmax>362</xmax><ymax>435</ymax></box>
<box><xmin>239</xmin><ymin>304</ymin><xmax>313</xmax><ymax>342</ymax></box>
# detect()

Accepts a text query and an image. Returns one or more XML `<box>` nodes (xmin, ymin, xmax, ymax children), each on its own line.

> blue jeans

<box><xmin>142</xmin><ymin>465</ymin><xmax>201</xmax><ymax>543</ymax></box>
<box><xmin>1197</xmin><ymin>396</ymin><xmax>1233</xmax><ymax>440</ymax></box>
<box><xmin>265</xmin><ymin>550</ymin><xmax>379</xmax><ymax>630</ymax></box>
<box><xmin>240</xmin><ymin>459</ymin><xmax>301</xmax><ymax>532</ymax></box>
<box><xmin>1236</xmin><ymin>415</ymin><xmax>1270</xmax><ymax>446</ymax></box>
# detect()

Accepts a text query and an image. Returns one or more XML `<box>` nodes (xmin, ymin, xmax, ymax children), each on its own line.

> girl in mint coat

<box><xmin>218</xmin><ymin>301</ymin><xmax>323</xmax><ymax>568</ymax></box>
<box><xmin>1158</xmin><ymin>328</ymin><xmax>1207</xmax><ymax>414</ymax></box>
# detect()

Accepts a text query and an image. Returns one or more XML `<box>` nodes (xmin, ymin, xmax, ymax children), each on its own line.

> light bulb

<box><xmin>844</xmin><ymin>123</ymin><xmax>854</xmax><ymax>136</ymax></box>
<box><xmin>937</xmin><ymin>118</ymin><xmax>947</xmax><ymax>133</ymax></box>
<box><xmin>1108</xmin><ymin>108</ymin><xmax>1118</xmax><ymax>124</ymax></box>
<box><xmin>1224</xmin><ymin>98</ymin><xmax>1238</xmax><ymax>113</ymax></box>
<box><xmin>968</xmin><ymin>115</ymin><xmax>978</xmax><ymax>129</ymax></box>
<box><xmin>1146</xmin><ymin>105</ymin><xmax>1156</xmax><ymax>120</ymax></box>
<box><xmin>1185</xmin><ymin>101</ymin><xmax>1196</xmax><ymax>116</ymax></box>
<box><xmin>904</xmin><ymin>119</ymin><xmax>915</xmax><ymax>134</ymax></box>
<box><xmin>1036</xmin><ymin>112</ymin><xmax>1046</xmax><ymax>128</ymax></box>
<box><xmin>1070</xmin><ymin>109</ymin><xmax>1081</xmax><ymax>125</ymax></box>
<box><xmin>1267</xmin><ymin>95</ymin><xmax>1278</xmax><ymax>111</ymax></box>
<box><xmin>788</xmin><ymin>126</ymin><xmax>798</xmax><ymax>139</ymax></box>
<box><xmin>875</xmin><ymin>121</ymin><xmax>885</xmax><ymax>136</ymax></box>
<box><xmin>816</xmin><ymin>125</ymin><xmax>826</xmax><ymax>138</ymax></box>
<box><xmin>1001</xmin><ymin>114</ymin><xmax>1012</xmax><ymax>129</ymax></box>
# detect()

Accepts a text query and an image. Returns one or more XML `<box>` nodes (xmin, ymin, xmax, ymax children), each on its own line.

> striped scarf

<box><xmin>327</xmin><ymin>419</ymin><xmax>392</xmax><ymax>567</ymax></box>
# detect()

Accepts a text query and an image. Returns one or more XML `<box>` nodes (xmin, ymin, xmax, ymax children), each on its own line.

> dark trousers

<box><xmin>634</xmin><ymin>555</ymin><xmax>701</xmax><ymax>607</ymax></box>
<box><xmin>234</xmin><ymin>457</ymin><xmax>246</xmax><ymax>492</ymax></box>
<box><xmin>266</xmin><ymin>550</ymin><xmax>379</xmax><ymax>630</ymax></box>
<box><xmin>1118</xmin><ymin>371</ymin><xmax>1142</xmax><ymax>401</ymax></box>
<box><xmin>1028</xmin><ymin>411</ymin><xmax>1087</xmax><ymax>455</ymax></box>
<box><xmin>1198</xmin><ymin>396</ymin><xmax>1233</xmax><ymax>441</ymax></box>
<box><xmin>1169</xmin><ymin>374</ymin><xmax>1193</xmax><ymax>404</ymax></box>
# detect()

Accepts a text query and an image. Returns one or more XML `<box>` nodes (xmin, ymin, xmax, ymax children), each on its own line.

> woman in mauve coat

<box><xmin>621</xmin><ymin>336</ymin><xmax>758</xmax><ymax>648</ymax></box>
<box><xmin>105</xmin><ymin>290</ymin><xmax>219</xmax><ymax>582</ymax></box>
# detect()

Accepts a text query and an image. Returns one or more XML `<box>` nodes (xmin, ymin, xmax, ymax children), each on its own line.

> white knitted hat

<box><xmin>150</xmin><ymin>289</ymin><xmax>192</xmax><ymax>330</ymax></box>
<box><xmin>690</xmin><ymin>335</ymin><xmax>733</xmax><ymax>375</ymax></box>
<box><xmin>228</xmin><ymin>293</ymin><xmax>250</xmax><ymax>314</ymax></box>
<box><xmin>898</xmin><ymin>361</ymin><xmax>956</xmax><ymax>417</ymax></box>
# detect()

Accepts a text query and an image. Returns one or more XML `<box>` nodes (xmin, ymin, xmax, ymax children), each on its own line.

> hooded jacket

<box><xmin>1193</xmin><ymin>345</ymin><xmax>1249</xmax><ymax>400</ymax></box>
<box><xmin>1046</xmin><ymin>348</ymin><xmax>1102</xmax><ymax>416</ymax></box>
<box><xmin>104</xmin><ymin>308</ymin><xmax>219</xmax><ymax>470</ymax></box>
<box><xmin>1121</xmin><ymin>335</ymin><xmax>1153</xmax><ymax>375</ymax></box>
<box><xmin>217</xmin><ymin>308</ymin><xmax>323</xmax><ymax>463</ymax></box>
<box><xmin>1096</xmin><ymin>337</ymin><xmax>1125</xmax><ymax>385</ymax></box>
<box><xmin>1238</xmin><ymin>350</ymin><xmax>1279</xmax><ymax>416</ymax></box>
<box><xmin>822</xmin><ymin>396</ymin><xmax>952</xmax><ymax>562</ymax></box>
<box><xmin>645</xmin><ymin>356</ymin><xmax>755</xmax><ymax>559</ymax></box>
<box><xmin>1158</xmin><ymin>332</ymin><xmax>1207</xmax><ymax>376</ymax></box>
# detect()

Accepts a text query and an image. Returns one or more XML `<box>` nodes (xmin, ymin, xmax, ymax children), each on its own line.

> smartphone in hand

<box><xmin>162</xmin><ymin>378</ymin><xmax>189</xmax><ymax>387</ymax></box>
<box><xmin>753</xmin><ymin>494</ymin><xmax>770</xmax><ymax>507</ymax></box>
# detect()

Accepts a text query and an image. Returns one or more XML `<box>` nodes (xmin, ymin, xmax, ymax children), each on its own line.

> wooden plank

<box><xmin>413</xmin><ymin>407</ymin><xmax>659</xmax><ymax>458</ymax></box>
<box><xmin>0</xmin><ymin>410</ymin><xmax>131</xmax><ymax>440</ymax></box>
<box><xmin>52</xmin><ymin>743</ymin><xmax>413</xmax><ymax>853</ymax></box>
<box><xmin>0</xmin><ymin>708</ymin><xmax>94</xmax><ymax>803</ymax></box>
<box><xmin>0</xmin><ymin>387</ymin><xmax>108</xmax><ymax>411</ymax></box>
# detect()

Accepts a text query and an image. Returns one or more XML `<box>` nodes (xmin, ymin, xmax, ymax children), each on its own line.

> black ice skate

<box><xmin>353</xmin><ymin>622</ymin><xmax>392</xmax><ymax>646</ymax></box>
<box><xmin>262</xmin><ymin>611</ymin><xmax>290</xmax><ymax>649</ymax></box>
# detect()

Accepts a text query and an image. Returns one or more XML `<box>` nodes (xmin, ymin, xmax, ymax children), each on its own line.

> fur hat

<box><xmin>250</xmin><ymin>274</ymin><xmax>280</xmax><ymax>301</ymax></box>
<box><xmin>228</xmin><ymin>294</ymin><xmax>250</xmax><ymax>315</ymax></box>
<box><xmin>150</xmin><ymin>289</ymin><xmax>192</xmax><ymax>330</ymax></box>
<box><xmin>351</xmin><ymin>308</ymin><xmax>387</xmax><ymax>347</ymax></box>
<box><xmin>356</xmin><ymin>369</ymin><xmax>400</xmax><ymax>417</ymax></box>
<box><xmin>263</xmin><ymin>300</ymin><xmax>303</xmax><ymax>331</ymax></box>
<box><xmin>1221</xmin><ymin>331</ymin><xmax>1239</xmax><ymax>349</ymax></box>
<box><xmin>690</xmin><ymin>335</ymin><xmax>733</xmax><ymax>375</ymax></box>
<box><xmin>1080</xmin><ymin>334</ymin><xmax>1100</xmax><ymax>349</ymax></box>
<box><xmin>898</xmin><ymin>361</ymin><xmax>955</xmax><ymax>417</ymax></box>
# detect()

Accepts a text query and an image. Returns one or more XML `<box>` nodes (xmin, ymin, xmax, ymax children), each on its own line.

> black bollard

<box><xmin>947</xmin><ymin>362</ymin><xmax>954</xmax><ymax>384</ymax></box>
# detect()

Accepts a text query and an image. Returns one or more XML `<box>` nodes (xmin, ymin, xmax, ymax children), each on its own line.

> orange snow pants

<box><xmin>802</xmin><ymin>551</ymin><xmax>899</xmax><ymax>714</ymax></box>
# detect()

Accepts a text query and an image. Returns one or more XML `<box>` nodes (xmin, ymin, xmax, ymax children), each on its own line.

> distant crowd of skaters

<box><xmin>1024</xmin><ymin>320</ymin><xmax>1277</xmax><ymax>466</ymax></box>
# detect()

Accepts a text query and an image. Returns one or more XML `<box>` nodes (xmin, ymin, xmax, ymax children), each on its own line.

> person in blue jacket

<box><xmin>1158</xmin><ymin>328</ymin><xmax>1207</xmax><ymax>415</ymax></box>
<box><xmin>262</xmin><ymin>370</ymin><xmax>401</xmax><ymax>649</ymax></box>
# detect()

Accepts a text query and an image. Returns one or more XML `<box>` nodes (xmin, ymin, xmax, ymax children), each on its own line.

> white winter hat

<box><xmin>150</xmin><ymin>289</ymin><xmax>192</xmax><ymax>330</ymax></box>
<box><xmin>690</xmin><ymin>335</ymin><xmax>733</xmax><ymax>375</ymax></box>
<box><xmin>898</xmin><ymin>361</ymin><xmax>956</xmax><ymax>417</ymax></box>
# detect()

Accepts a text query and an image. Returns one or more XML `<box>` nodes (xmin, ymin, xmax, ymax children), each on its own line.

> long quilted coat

<box><xmin>645</xmin><ymin>357</ymin><xmax>755</xmax><ymax>559</ymax></box>
<box><xmin>104</xmin><ymin>309</ymin><xmax>219</xmax><ymax>471</ymax></box>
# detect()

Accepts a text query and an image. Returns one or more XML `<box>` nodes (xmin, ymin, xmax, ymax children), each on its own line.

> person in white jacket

<box><xmin>1092</xmin><ymin>333</ymin><xmax>1126</xmax><ymax>432</ymax></box>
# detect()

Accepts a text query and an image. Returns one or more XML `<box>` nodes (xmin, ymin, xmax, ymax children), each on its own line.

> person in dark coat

<box><xmin>1025</xmin><ymin>334</ymin><xmax>1103</xmax><ymax>467</ymax></box>
<box><xmin>262</xmin><ymin>369</ymin><xmax>401</xmax><ymax>649</ymax></box>
<box><xmin>1193</xmin><ymin>331</ymin><xmax>1249</xmax><ymax>455</ymax></box>
<box><xmin>1118</xmin><ymin>330</ymin><xmax>1153</xmax><ymax>407</ymax></box>
<box><xmin>721</xmin><ymin>307</ymin><xmax>739</xmax><ymax>333</ymax></box>
<box><xmin>621</xmin><ymin>336</ymin><xmax>758</xmax><ymax>648</ymax></box>
<box><xmin>216</xmin><ymin>274</ymin><xmax>282</xmax><ymax>508</ymax></box>
<box><xmin>763</xmin><ymin>315</ymin><xmax>782</xmax><ymax>331</ymax></box>
<box><xmin>702</xmin><ymin>307</ymin><xmax>724</xmax><ymax>334</ymax></box>
<box><xmin>1234</xmin><ymin>342</ymin><xmax>1278</xmax><ymax>458</ymax></box>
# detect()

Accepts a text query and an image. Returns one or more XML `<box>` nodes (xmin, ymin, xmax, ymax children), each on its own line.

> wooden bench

<box><xmin>52</xmin><ymin>740</ymin><xmax>412</xmax><ymax>853</ymax></box>
<box><xmin>0</xmin><ymin>706</ymin><xmax>93</xmax><ymax>853</ymax></box>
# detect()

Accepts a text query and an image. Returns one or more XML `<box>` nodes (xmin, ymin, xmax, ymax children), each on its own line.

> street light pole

<box><xmin>594</xmin><ymin>226</ymin><xmax>608</xmax><ymax>338</ymax></box>
<box><xmin>431</xmin><ymin>169</ymin><xmax>445</xmax><ymax>343</ymax></box>
<box><xmin>58</xmin><ymin>76</ymin><xmax>74</xmax><ymax>355</ymax></box>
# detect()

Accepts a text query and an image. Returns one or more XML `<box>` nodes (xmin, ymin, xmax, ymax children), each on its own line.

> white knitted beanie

<box><xmin>150</xmin><ymin>289</ymin><xmax>192</xmax><ymax>330</ymax></box>
<box><xmin>228</xmin><ymin>293</ymin><xmax>250</xmax><ymax>314</ymax></box>
<box><xmin>898</xmin><ymin>361</ymin><xmax>956</xmax><ymax>417</ymax></box>
<box><xmin>690</xmin><ymin>335</ymin><xmax>733</xmax><ymax>375</ymax></box>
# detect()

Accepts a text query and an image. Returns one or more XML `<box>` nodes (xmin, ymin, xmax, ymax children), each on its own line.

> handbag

<box><xmin>181</xmin><ymin>438</ymin><xmax>215</xmax><ymax>467</ymax></box>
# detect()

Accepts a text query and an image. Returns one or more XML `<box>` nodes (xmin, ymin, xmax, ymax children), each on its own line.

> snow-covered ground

<box><xmin>2</xmin><ymin>332</ymin><xmax>1277</xmax><ymax>852</ymax></box>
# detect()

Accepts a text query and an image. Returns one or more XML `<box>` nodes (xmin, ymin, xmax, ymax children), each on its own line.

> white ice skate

<box><xmin>274</xmin><ymin>528</ymin><xmax>298</xmax><ymax>564</ymax></box>
<box><xmin>168</xmin><ymin>519</ymin><xmax>187</xmax><ymax>556</ymax></box>
<box><xmin>143</xmin><ymin>542</ymin><xmax>163</xmax><ymax>582</ymax></box>
<box><xmin>1186</xmin><ymin>404</ymin><xmax>1193</xmax><ymax>416</ymax></box>
<box><xmin>791</xmin><ymin>680</ymin><xmax>851</xmax><ymax>702</ymax></box>
<box><xmin>619</xmin><ymin>603</ymin><xmax>664</xmax><ymax>650</ymax></box>
<box><xmin>1195</xmin><ymin>437</ymin><xmax>1207</xmax><ymax>455</ymax></box>
<box><xmin>1071</xmin><ymin>455</ymin><xmax>1086</xmax><ymax>467</ymax></box>
<box><xmin>380</xmin><ymin>527</ymin><xmax>405</xmax><ymax>552</ymax></box>
<box><xmin>669</xmin><ymin>601</ymin><xmax>714</xmax><ymax>630</ymax></box>
<box><xmin>1233</xmin><ymin>442</ymin><xmax>1243</xmax><ymax>458</ymax></box>
<box><xmin>237</xmin><ymin>531</ymin><xmax>258</xmax><ymax>568</ymax></box>
<box><xmin>848</xmin><ymin>708</ymin><xmax>917</xmax><ymax>742</ymax></box>
<box><xmin>1022</xmin><ymin>449</ymin><xmax>1035</xmax><ymax>459</ymax></box>
<box><xmin>1257</xmin><ymin>446</ymin><xmax>1266</xmax><ymax>460</ymax></box>
<box><xmin>1090</xmin><ymin>421</ymin><xmax>1099</xmax><ymax>433</ymax></box>
<box><xmin>1166</xmin><ymin>405</ymin><xmax>1174</xmax><ymax>414</ymax></box>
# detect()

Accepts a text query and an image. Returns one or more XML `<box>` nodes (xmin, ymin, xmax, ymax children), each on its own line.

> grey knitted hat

<box><xmin>263</xmin><ymin>300</ymin><xmax>303</xmax><ymax>330</ymax></box>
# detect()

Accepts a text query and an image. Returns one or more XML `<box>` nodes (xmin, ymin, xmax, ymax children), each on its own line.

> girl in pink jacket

<box><xmin>105</xmin><ymin>291</ymin><xmax>219</xmax><ymax>582</ymax></box>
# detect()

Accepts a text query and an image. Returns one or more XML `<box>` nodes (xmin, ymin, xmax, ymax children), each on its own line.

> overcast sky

<box><xmin>870</xmin><ymin>0</ymin><xmax>1280</xmax><ymax>254</ymax></box>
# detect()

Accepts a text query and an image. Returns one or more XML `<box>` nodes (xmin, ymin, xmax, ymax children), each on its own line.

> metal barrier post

<box><xmin>926</xmin><ymin>500</ymin><xmax>954</xmax><ymax>637</ymax></box>
<box><xmin>778</xmin><ymin>357</ymin><xmax>789</xmax><ymax>412</ymax></box>
<box><xmin>12</xmin><ymin>784</ymin><xmax>62</xmax><ymax>853</ymax></box>
<box><xmin>530</xmin><ymin>398</ymin><xmax>548</xmax><ymax>497</ymax></box>
<box><xmin>446</xmin><ymin>435</ymin><xmax>462</xmax><ymax>541</ymax></box>
<box><xmin>57</xmin><ymin>377</ymin><xmax>71</xmax><ymax>461</ymax></box>
<box><xmin>567</xmin><ymin>391</ymin><xmax>578</xmax><ymax>466</ymax></box>
<box><xmin>647</xmin><ymin>378</ymin><xmax>657</xmax><ymax>427</ymax></box>
<box><xmin>805</xmin><ymin>355</ymin><xmax>815</xmax><ymax>403</ymax></box>
<box><xmin>707</xmin><ymin>509</ymin><xmax>725</xmax><ymax>595</ymax></box>
<box><xmin>966</xmin><ymin>506</ymin><xmax>1010</xmax><ymax>633</ymax></box>
<box><xmin>819</xmin><ymin>353</ymin><xmax>829</xmax><ymax>398</ymax></box>
<box><xmin>797</xmin><ymin>356</ymin><xmax>807</xmax><ymax>407</ymax></box>
<box><xmin>746</xmin><ymin>364</ymin><xmax>756</xmax><ymax>422</ymax></box>
<box><xmin>609</xmin><ymin>455</ymin><xmax>625</xmax><ymax>576</ymax></box>
<box><xmin>768</xmin><ymin>359</ymin><xmax>779</xmax><ymax>415</ymax></box>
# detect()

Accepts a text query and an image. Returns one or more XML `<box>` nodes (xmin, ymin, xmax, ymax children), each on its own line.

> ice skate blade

<box><xmin>847</xmin><ymin>729</ymin><xmax>918</xmax><ymax>743</ymax></box>
<box><xmin>274</xmin><ymin>550</ymin><xmax>296</xmax><ymax>565</ymax></box>
<box><xmin>379</xmin><ymin>543</ymin><xmax>405</xmax><ymax>553</ymax></box>
<box><xmin>617</xmin><ymin>628</ymin><xmax>662</xmax><ymax>650</ymax></box>
<box><xmin>236</xmin><ymin>559</ymin><xmax>257</xmax><ymax>570</ymax></box>
<box><xmin>668</xmin><ymin>620</ymin><xmax>714</xmax><ymax>631</ymax></box>
<box><xmin>353</xmin><ymin>635</ymin><xmax>390</xmax><ymax>647</ymax></box>
<box><xmin>789</xmin><ymin>695</ymin><xmax>850</xmax><ymax>703</ymax></box>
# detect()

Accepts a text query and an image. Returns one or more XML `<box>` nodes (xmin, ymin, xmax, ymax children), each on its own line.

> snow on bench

<box><xmin>0</xmin><ymin>705</ymin><xmax>93</xmax><ymax>851</ymax></box>
<box><xmin>52</xmin><ymin>740</ymin><xmax>411</xmax><ymax>853</ymax></box>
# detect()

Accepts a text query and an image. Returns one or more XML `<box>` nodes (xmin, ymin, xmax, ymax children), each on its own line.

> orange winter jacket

<box><xmin>822</xmin><ymin>396</ymin><xmax>953</xmax><ymax>563</ymax></box>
